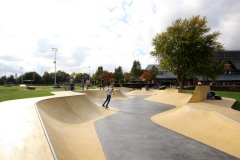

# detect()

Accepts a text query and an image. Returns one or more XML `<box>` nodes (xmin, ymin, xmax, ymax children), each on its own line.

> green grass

<box><xmin>185</xmin><ymin>90</ymin><xmax>240</xmax><ymax>111</ymax></box>
<box><xmin>0</xmin><ymin>85</ymin><xmax>98</xmax><ymax>102</ymax></box>
<box><xmin>0</xmin><ymin>86</ymin><xmax>64</xmax><ymax>102</ymax></box>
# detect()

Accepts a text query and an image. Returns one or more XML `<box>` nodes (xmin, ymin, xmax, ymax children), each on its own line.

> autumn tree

<box><xmin>151</xmin><ymin>15</ymin><xmax>224</xmax><ymax>89</ymax></box>
<box><xmin>140</xmin><ymin>71</ymin><xmax>153</xmax><ymax>82</ymax></box>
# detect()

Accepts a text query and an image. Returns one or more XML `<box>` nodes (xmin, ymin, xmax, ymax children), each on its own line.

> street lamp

<box><xmin>20</xmin><ymin>67</ymin><xmax>23</xmax><ymax>84</ymax></box>
<box><xmin>52</xmin><ymin>48</ymin><xmax>58</xmax><ymax>87</ymax></box>
<box><xmin>88</xmin><ymin>66</ymin><xmax>90</xmax><ymax>80</ymax></box>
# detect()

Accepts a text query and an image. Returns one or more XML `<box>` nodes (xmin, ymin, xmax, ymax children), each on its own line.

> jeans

<box><xmin>103</xmin><ymin>95</ymin><xmax>111</xmax><ymax>106</ymax></box>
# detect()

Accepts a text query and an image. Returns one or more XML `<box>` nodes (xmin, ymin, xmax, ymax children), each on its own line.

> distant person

<box><xmin>86</xmin><ymin>79</ymin><xmax>90</xmax><ymax>90</ymax></box>
<box><xmin>81</xmin><ymin>79</ymin><xmax>85</xmax><ymax>90</ymax></box>
<box><xmin>102</xmin><ymin>85</ymin><xmax>114</xmax><ymax>109</ymax></box>
<box><xmin>69</xmin><ymin>77</ymin><xmax>74</xmax><ymax>91</ymax></box>
<box><xmin>100</xmin><ymin>79</ymin><xmax>105</xmax><ymax>90</ymax></box>
<box><xmin>198</xmin><ymin>81</ymin><xmax>202</xmax><ymax>86</ymax></box>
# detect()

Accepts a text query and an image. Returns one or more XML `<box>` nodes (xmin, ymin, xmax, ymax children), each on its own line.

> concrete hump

<box><xmin>78</xmin><ymin>89</ymin><xmax>128</xmax><ymax>100</ymax></box>
<box><xmin>37</xmin><ymin>94</ymin><xmax>104</xmax><ymax>124</ymax></box>
<box><xmin>151</xmin><ymin>105</ymin><xmax>240</xmax><ymax>158</ymax></box>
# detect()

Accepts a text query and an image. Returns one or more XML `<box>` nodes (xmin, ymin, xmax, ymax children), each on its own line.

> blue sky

<box><xmin>0</xmin><ymin>0</ymin><xmax>240</xmax><ymax>77</ymax></box>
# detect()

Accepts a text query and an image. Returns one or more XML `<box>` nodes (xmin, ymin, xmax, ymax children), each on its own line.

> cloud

<box><xmin>0</xmin><ymin>0</ymin><xmax>239</xmax><ymax>77</ymax></box>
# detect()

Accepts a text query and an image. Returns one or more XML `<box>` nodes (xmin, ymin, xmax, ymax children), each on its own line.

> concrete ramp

<box><xmin>79</xmin><ymin>89</ymin><xmax>128</xmax><ymax>100</ymax></box>
<box><xmin>36</xmin><ymin>94</ymin><xmax>116</xmax><ymax>160</ymax></box>
<box><xmin>151</xmin><ymin>105</ymin><xmax>240</xmax><ymax>158</ymax></box>
<box><xmin>37</xmin><ymin>95</ymin><xmax>104</xmax><ymax>124</ymax></box>
<box><xmin>188</xmin><ymin>85</ymin><xmax>210</xmax><ymax>103</ymax></box>
<box><xmin>145</xmin><ymin>89</ymin><xmax>192</xmax><ymax>107</ymax></box>
<box><xmin>148</xmin><ymin>88</ymin><xmax>240</xmax><ymax>158</ymax></box>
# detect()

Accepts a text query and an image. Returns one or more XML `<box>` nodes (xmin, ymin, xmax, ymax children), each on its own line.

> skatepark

<box><xmin>0</xmin><ymin>86</ymin><xmax>240</xmax><ymax>160</ymax></box>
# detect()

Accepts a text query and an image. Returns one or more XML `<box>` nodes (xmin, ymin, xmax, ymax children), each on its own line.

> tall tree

<box><xmin>42</xmin><ymin>71</ymin><xmax>53</xmax><ymax>84</ymax></box>
<box><xmin>123</xmin><ymin>72</ymin><xmax>131</xmax><ymax>83</ymax></box>
<box><xmin>130</xmin><ymin>60</ymin><xmax>142</xmax><ymax>80</ymax></box>
<box><xmin>114</xmin><ymin>66</ymin><xmax>124</xmax><ymax>84</ymax></box>
<box><xmin>151</xmin><ymin>15</ymin><xmax>224</xmax><ymax>89</ymax></box>
<box><xmin>23</xmin><ymin>71</ymin><xmax>42</xmax><ymax>84</ymax></box>
<box><xmin>94</xmin><ymin>66</ymin><xmax>103</xmax><ymax>81</ymax></box>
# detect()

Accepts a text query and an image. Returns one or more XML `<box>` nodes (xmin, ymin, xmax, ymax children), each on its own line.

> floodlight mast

<box><xmin>52</xmin><ymin>48</ymin><xmax>58</xmax><ymax>87</ymax></box>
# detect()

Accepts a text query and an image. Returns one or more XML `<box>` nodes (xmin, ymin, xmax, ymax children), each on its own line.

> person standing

<box><xmin>102</xmin><ymin>85</ymin><xmax>114</xmax><ymax>109</ymax></box>
<box><xmin>69</xmin><ymin>77</ymin><xmax>74</xmax><ymax>91</ymax></box>
<box><xmin>81</xmin><ymin>79</ymin><xmax>85</xmax><ymax>90</ymax></box>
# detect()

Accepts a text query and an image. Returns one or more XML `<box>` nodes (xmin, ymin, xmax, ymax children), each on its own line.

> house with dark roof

<box><xmin>146</xmin><ymin>51</ymin><xmax>240</xmax><ymax>85</ymax></box>
<box><xmin>199</xmin><ymin>50</ymin><xmax>240</xmax><ymax>84</ymax></box>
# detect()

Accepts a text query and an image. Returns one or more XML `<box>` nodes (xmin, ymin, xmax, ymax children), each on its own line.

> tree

<box><xmin>93</xmin><ymin>66</ymin><xmax>104</xmax><ymax>82</ymax></box>
<box><xmin>99</xmin><ymin>71</ymin><xmax>114</xmax><ymax>86</ymax></box>
<box><xmin>151</xmin><ymin>15</ymin><xmax>224</xmax><ymax>89</ymax></box>
<box><xmin>123</xmin><ymin>72</ymin><xmax>131</xmax><ymax>83</ymax></box>
<box><xmin>130</xmin><ymin>60</ymin><xmax>142</xmax><ymax>80</ymax></box>
<box><xmin>23</xmin><ymin>71</ymin><xmax>42</xmax><ymax>84</ymax></box>
<box><xmin>42</xmin><ymin>71</ymin><xmax>53</xmax><ymax>84</ymax></box>
<box><xmin>54</xmin><ymin>70</ymin><xmax>70</xmax><ymax>84</ymax></box>
<box><xmin>140</xmin><ymin>71</ymin><xmax>153</xmax><ymax>82</ymax></box>
<box><xmin>114</xmin><ymin>66</ymin><xmax>124</xmax><ymax>84</ymax></box>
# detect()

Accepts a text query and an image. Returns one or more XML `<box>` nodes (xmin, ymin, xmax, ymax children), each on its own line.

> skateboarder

<box><xmin>102</xmin><ymin>85</ymin><xmax>114</xmax><ymax>109</ymax></box>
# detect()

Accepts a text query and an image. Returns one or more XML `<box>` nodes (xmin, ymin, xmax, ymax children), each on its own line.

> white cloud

<box><xmin>0</xmin><ymin>0</ymin><xmax>240</xmax><ymax>77</ymax></box>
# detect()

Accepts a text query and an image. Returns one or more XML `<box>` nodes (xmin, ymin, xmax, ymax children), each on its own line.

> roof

<box><xmin>145</xmin><ymin>64</ymin><xmax>159</xmax><ymax>70</ymax></box>
<box><xmin>198</xmin><ymin>73</ymin><xmax>240</xmax><ymax>81</ymax></box>
<box><xmin>155</xmin><ymin>72</ymin><xmax>176</xmax><ymax>79</ymax></box>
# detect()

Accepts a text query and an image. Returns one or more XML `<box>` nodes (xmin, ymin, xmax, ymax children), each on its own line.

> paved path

<box><xmin>95</xmin><ymin>96</ymin><xmax>238</xmax><ymax>160</ymax></box>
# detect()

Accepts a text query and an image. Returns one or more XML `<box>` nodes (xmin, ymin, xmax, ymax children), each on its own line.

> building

<box><xmin>199</xmin><ymin>50</ymin><xmax>240</xmax><ymax>84</ymax></box>
<box><xmin>146</xmin><ymin>51</ymin><xmax>240</xmax><ymax>85</ymax></box>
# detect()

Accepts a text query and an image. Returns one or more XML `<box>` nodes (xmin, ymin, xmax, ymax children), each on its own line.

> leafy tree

<box><xmin>54</xmin><ymin>70</ymin><xmax>70</xmax><ymax>84</ymax></box>
<box><xmin>42</xmin><ymin>71</ymin><xmax>53</xmax><ymax>84</ymax></box>
<box><xmin>114</xmin><ymin>66</ymin><xmax>124</xmax><ymax>84</ymax></box>
<box><xmin>99</xmin><ymin>71</ymin><xmax>114</xmax><ymax>85</ymax></box>
<box><xmin>130</xmin><ymin>60</ymin><xmax>142</xmax><ymax>80</ymax></box>
<box><xmin>75</xmin><ymin>73</ymin><xmax>84</xmax><ymax>83</ymax></box>
<box><xmin>151</xmin><ymin>15</ymin><xmax>224</xmax><ymax>89</ymax></box>
<box><xmin>123</xmin><ymin>72</ymin><xmax>131</xmax><ymax>83</ymax></box>
<box><xmin>23</xmin><ymin>71</ymin><xmax>42</xmax><ymax>84</ymax></box>
<box><xmin>0</xmin><ymin>75</ymin><xmax>7</xmax><ymax>85</ymax></box>
<box><xmin>140</xmin><ymin>71</ymin><xmax>153</xmax><ymax>82</ymax></box>
<box><xmin>7</xmin><ymin>75</ymin><xmax>15</xmax><ymax>84</ymax></box>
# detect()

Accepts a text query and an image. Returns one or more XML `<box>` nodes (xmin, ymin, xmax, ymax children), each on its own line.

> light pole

<box><xmin>88</xmin><ymin>66</ymin><xmax>90</xmax><ymax>80</ymax></box>
<box><xmin>20</xmin><ymin>67</ymin><xmax>24</xmax><ymax>85</ymax></box>
<box><xmin>52</xmin><ymin>48</ymin><xmax>58</xmax><ymax>87</ymax></box>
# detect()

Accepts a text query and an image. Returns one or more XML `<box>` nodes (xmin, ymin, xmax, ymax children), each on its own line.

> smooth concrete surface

<box><xmin>0</xmin><ymin>98</ymin><xmax>54</xmax><ymax>160</ymax></box>
<box><xmin>1</xmin><ymin>87</ymin><xmax>240</xmax><ymax>159</ymax></box>
<box><xmin>95</xmin><ymin>96</ymin><xmax>238</xmax><ymax>160</ymax></box>
<box><xmin>188</xmin><ymin>85</ymin><xmax>210</xmax><ymax>103</ymax></box>
<box><xmin>147</xmin><ymin>88</ymin><xmax>240</xmax><ymax>158</ymax></box>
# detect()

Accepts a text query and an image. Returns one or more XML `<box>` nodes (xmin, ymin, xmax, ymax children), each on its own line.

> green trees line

<box><xmin>0</xmin><ymin>60</ymin><xmax>156</xmax><ymax>86</ymax></box>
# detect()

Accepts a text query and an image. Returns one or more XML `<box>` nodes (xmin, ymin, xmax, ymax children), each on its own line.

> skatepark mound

<box><xmin>36</xmin><ymin>94</ymin><xmax>115</xmax><ymax>160</ymax></box>
<box><xmin>78</xmin><ymin>89</ymin><xmax>128</xmax><ymax>100</ymax></box>
<box><xmin>145</xmin><ymin>88</ymin><xmax>192</xmax><ymax>107</ymax></box>
<box><xmin>151</xmin><ymin>105</ymin><xmax>240</xmax><ymax>158</ymax></box>
<box><xmin>148</xmin><ymin>86</ymin><xmax>240</xmax><ymax>158</ymax></box>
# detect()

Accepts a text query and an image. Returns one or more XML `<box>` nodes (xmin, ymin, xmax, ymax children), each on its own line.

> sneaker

<box><xmin>105</xmin><ymin>106</ymin><xmax>109</xmax><ymax>109</ymax></box>
<box><xmin>102</xmin><ymin>105</ymin><xmax>105</xmax><ymax>107</ymax></box>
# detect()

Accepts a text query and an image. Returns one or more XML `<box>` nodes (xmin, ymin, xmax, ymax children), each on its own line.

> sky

<box><xmin>0</xmin><ymin>0</ymin><xmax>240</xmax><ymax>77</ymax></box>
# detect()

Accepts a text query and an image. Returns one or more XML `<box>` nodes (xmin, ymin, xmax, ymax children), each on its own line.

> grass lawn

<box><xmin>185</xmin><ymin>90</ymin><xmax>240</xmax><ymax>111</ymax></box>
<box><xmin>0</xmin><ymin>85</ymin><xmax>99</xmax><ymax>102</ymax></box>
<box><xmin>0</xmin><ymin>86</ymin><xmax>63</xmax><ymax>102</ymax></box>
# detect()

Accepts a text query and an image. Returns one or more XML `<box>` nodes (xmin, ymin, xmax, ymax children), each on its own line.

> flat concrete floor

<box><xmin>95</xmin><ymin>96</ymin><xmax>238</xmax><ymax>160</ymax></box>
